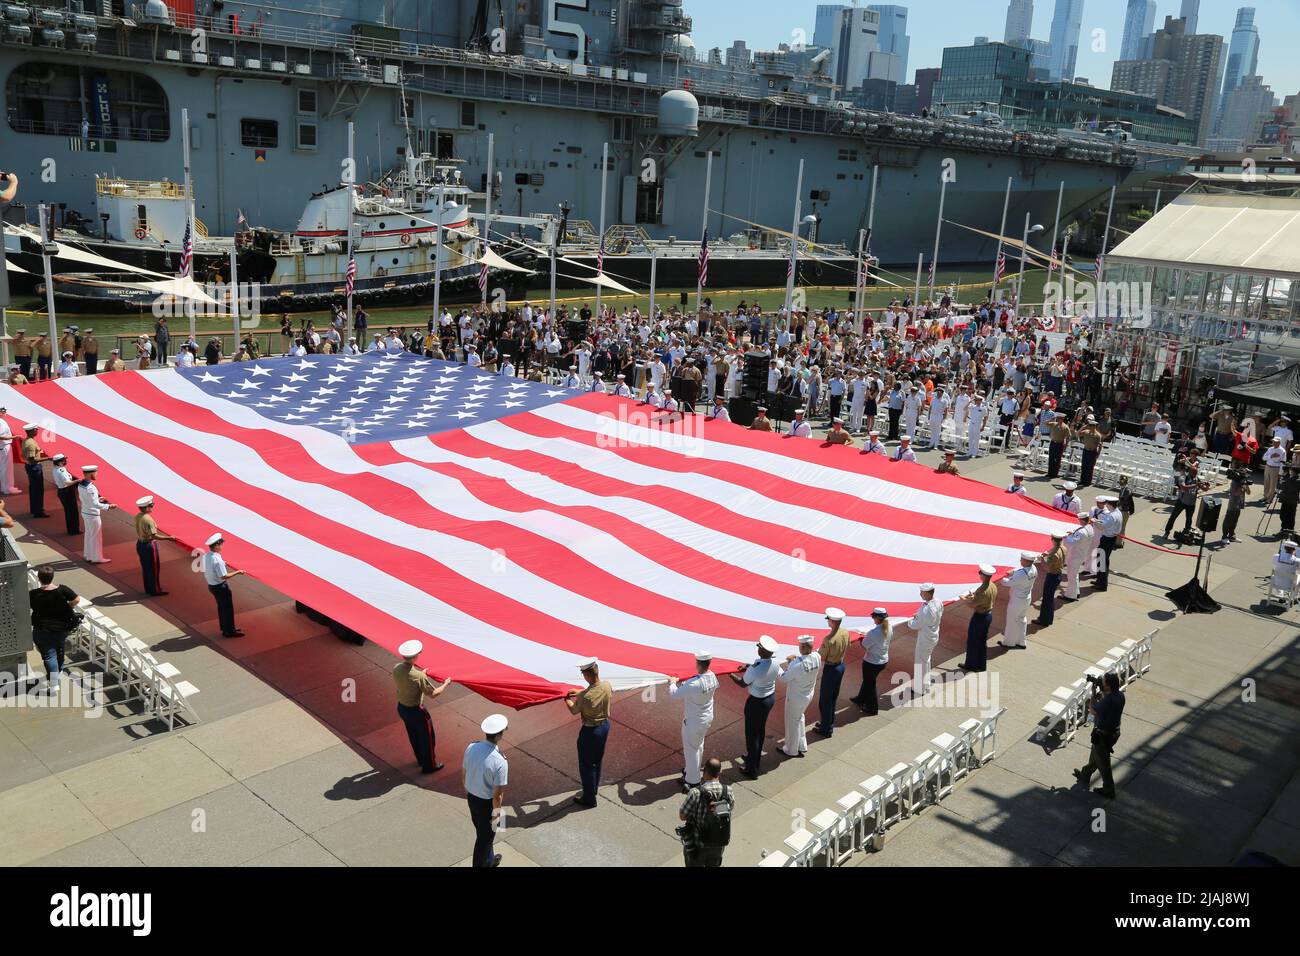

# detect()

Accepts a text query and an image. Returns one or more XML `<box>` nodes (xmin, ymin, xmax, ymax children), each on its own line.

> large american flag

<box><xmin>1</xmin><ymin>354</ymin><xmax>1074</xmax><ymax>707</ymax></box>
<box><xmin>178</xmin><ymin>219</ymin><xmax>193</xmax><ymax>278</ymax></box>
<box><xmin>698</xmin><ymin>230</ymin><xmax>709</xmax><ymax>288</ymax></box>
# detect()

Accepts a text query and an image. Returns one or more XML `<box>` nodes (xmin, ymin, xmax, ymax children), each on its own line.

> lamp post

<box><xmin>1015</xmin><ymin>214</ymin><xmax>1044</xmax><ymax>308</ymax></box>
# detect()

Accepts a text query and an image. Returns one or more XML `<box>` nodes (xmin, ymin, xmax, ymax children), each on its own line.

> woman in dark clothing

<box><xmin>29</xmin><ymin>565</ymin><xmax>80</xmax><ymax>692</ymax></box>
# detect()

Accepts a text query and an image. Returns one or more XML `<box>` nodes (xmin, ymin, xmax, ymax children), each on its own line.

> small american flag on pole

<box><xmin>478</xmin><ymin>243</ymin><xmax>490</xmax><ymax>294</ymax></box>
<box><xmin>927</xmin><ymin>257</ymin><xmax>936</xmax><ymax>288</ymax></box>
<box><xmin>178</xmin><ymin>219</ymin><xmax>193</xmax><ymax>278</ymax></box>
<box><xmin>698</xmin><ymin>231</ymin><xmax>709</xmax><ymax>288</ymax></box>
<box><xmin>345</xmin><ymin>252</ymin><xmax>356</xmax><ymax>297</ymax></box>
<box><xmin>993</xmin><ymin>251</ymin><xmax>1006</xmax><ymax>285</ymax></box>
<box><xmin>236</xmin><ymin>209</ymin><xmax>247</xmax><ymax>228</ymax></box>
<box><xmin>1095</xmin><ymin>254</ymin><xmax>1104</xmax><ymax>278</ymax></box>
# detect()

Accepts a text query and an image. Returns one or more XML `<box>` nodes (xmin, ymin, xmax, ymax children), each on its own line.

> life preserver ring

<box><xmin>134</xmin><ymin>227</ymin><xmax>147</xmax><ymax>240</ymax></box>
<box><xmin>400</xmin><ymin>232</ymin><xmax>412</xmax><ymax>245</ymax></box>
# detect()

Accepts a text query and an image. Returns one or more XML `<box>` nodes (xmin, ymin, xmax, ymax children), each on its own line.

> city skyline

<box><xmin>686</xmin><ymin>0</ymin><xmax>1299</xmax><ymax>95</ymax></box>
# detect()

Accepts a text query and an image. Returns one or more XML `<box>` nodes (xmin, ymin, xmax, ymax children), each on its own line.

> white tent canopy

<box><xmin>5</xmin><ymin>258</ymin><xmax>32</xmax><ymax>274</ymax></box>
<box><xmin>1107</xmin><ymin>193</ymin><xmax>1300</xmax><ymax>279</ymax></box>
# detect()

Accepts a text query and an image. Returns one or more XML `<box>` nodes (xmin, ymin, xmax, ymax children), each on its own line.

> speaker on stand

<box><xmin>742</xmin><ymin>351</ymin><xmax>769</xmax><ymax>399</ymax></box>
<box><xmin>1167</xmin><ymin>496</ymin><xmax>1222</xmax><ymax>613</ymax></box>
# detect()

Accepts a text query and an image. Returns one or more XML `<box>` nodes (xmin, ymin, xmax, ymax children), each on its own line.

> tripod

<box><xmin>1256</xmin><ymin>492</ymin><xmax>1280</xmax><ymax>537</ymax></box>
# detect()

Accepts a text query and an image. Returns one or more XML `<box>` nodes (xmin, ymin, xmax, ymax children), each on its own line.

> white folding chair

<box><xmin>783</xmin><ymin>827</ymin><xmax>829</xmax><ymax>867</ymax></box>
<box><xmin>809</xmin><ymin>807</ymin><xmax>854</xmax><ymax>866</ymax></box>
<box><xmin>971</xmin><ymin>707</ymin><xmax>1007</xmax><ymax>765</ymax></box>
<box><xmin>859</xmin><ymin>774</ymin><xmax>894</xmax><ymax>830</ymax></box>
<box><xmin>758</xmin><ymin>849</ymin><xmax>793</xmax><ymax>867</ymax></box>
<box><xmin>928</xmin><ymin>734</ymin><xmax>960</xmax><ymax>799</ymax></box>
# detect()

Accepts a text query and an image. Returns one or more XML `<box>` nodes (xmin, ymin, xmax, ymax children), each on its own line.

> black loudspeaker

<box><xmin>1196</xmin><ymin>497</ymin><xmax>1222</xmax><ymax>533</ymax></box>
<box><xmin>566</xmin><ymin>318</ymin><xmax>587</xmax><ymax>342</ymax></box>
<box><xmin>742</xmin><ymin>351</ymin><xmax>769</xmax><ymax>398</ymax></box>
<box><xmin>680</xmin><ymin>291</ymin><xmax>689</xmax><ymax>306</ymax></box>
<box><xmin>729</xmin><ymin>396</ymin><xmax>758</xmax><ymax>427</ymax></box>
<box><xmin>765</xmin><ymin>391</ymin><xmax>802</xmax><ymax>423</ymax></box>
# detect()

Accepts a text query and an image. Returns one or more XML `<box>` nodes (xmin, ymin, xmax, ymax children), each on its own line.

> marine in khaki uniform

<box><xmin>392</xmin><ymin>639</ymin><xmax>451</xmax><ymax>774</ymax></box>
<box><xmin>12</xmin><ymin>331</ymin><xmax>32</xmax><ymax>379</ymax></box>
<box><xmin>748</xmin><ymin>405</ymin><xmax>774</xmax><ymax>432</ymax></box>
<box><xmin>1035</xmin><ymin>531</ymin><xmax>1068</xmax><ymax>627</ymax></box>
<box><xmin>134</xmin><ymin>496</ymin><xmax>175</xmax><ymax>596</ymax></box>
<box><xmin>934</xmin><ymin>450</ymin><xmax>960</xmax><ymax>475</ymax></box>
<box><xmin>20</xmin><ymin>424</ymin><xmax>50</xmax><ymax>517</ymax></box>
<box><xmin>812</xmin><ymin>606</ymin><xmax>850</xmax><ymax>737</ymax></box>
<box><xmin>824</xmin><ymin>418</ymin><xmax>853</xmax><ymax>446</ymax></box>
<box><xmin>1047</xmin><ymin>417</ymin><xmax>1072</xmax><ymax>478</ymax></box>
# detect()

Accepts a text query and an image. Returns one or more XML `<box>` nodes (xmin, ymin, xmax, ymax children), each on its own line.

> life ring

<box><xmin>400</xmin><ymin>232</ymin><xmax>412</xmax><ymax>245</ymax></box>
<box><xmin>134</xmin><ymin>227</ymin><xmax>147</xmax><ymax>240</ymax></box>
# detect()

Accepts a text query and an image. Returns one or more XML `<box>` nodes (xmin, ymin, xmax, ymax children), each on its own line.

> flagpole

<box><xmin>181</xmin><ymin>106</ymin><xmax>196</xmax><ymax>342</ymax></box>
<box><xmin>784</xmin><ymin>159</ymin><xmax>804</xmax><ymax>315</ymax></box>
<box><xmin>696</xmin><ymin>151</ymin><xmax>712</xmax><ymax>314</ymax></box>
<box><xmin>913</xmin><ymin>252</ymin><xmax>922</xmax><ymax>318</ymax></box>
<box><xmin>344</xmin><ymin>121</ymin><xmax>356</xmax><ymax>346</ymax></box>
<box><xmin>229</xmin><ymin>239</ymin><xmax>240</xmax><ymax>355</ymax></box>
<box><xmin>648</xmin><ymin>245</ymin><xmax>658</xmax><ymax>320</ymax></box>
<box><xmin>1153</xmin><ymin>188</ymin><xmax>1162</xmax><ymax>215</ymax></box>
<box><xmin>1097</xmin><ymin>184</ymin><xmax>1116</xmax><ymax>279</ymax></box>
<box><xmin>928</xmin><ymin>173</ymin><xmax>947</xmax><ymax>301</ymax></box>
<box><xmin>857</xmin><ymin>164</ymin><xmax>878</xmax><ymax>319</ymax></box>
<box><xmin>38</xmin><ymin>204</ymin><xmax>58</xmax><ymax>346</ymax></box>
<box><xmin>1045</xmin><ymin>180</ymin><xmax>1064</xmax><ymax>286</ymax></box>
<box><xmin>1015</xmin><ymin>211</ymin><xmax>1031</xmax><ymax>306</ymax></box>
<box><xmin>854</xmin><ymin>228</ymin><xmax>866</xmax><ymax>319</ymax></box>
<box><xmin>595</xmin><ymin>141</ymin><xmax>608</xmax><ymax>322</ymax></box>
<box><xmin>481</xmin><ymin>132</ymin><xmax>494</xmax><ymax>309</ymax></box>
<box><xmin>991</xmin><ymin>176</ymin><xmax>1011</xmax><ymax>298</ymax></box>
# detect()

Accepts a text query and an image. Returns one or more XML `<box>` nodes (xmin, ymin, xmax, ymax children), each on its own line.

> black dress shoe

<box><xmin>222</xmin><ymin>629</ymin><xmax>246</xmax><ymax>638</ymax></box>
<box><xmin>148</xmin><ymin>591</ymin><xmax>170</xmax><ymax>597</ymax></box>
<box><xmin>421</xmin><ymin>762</ymin><xmax>445</xmax><ymax>774</ymax></box>
<box><xmin>810</xmin><ymin>723</ymin><xmax>832</xmax><ymax>737</ymax></box>
<box><xmin>572</xmin><ymin>795</ymin><xmax>597</xmax><ymax>808</ymax></box>
<box><xmin>489</xmin><ymin>853</ymin><xmax>502</xmax><ymax>867</ymax></box>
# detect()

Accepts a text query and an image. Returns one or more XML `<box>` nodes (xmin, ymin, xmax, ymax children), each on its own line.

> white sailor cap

<box><xmin>136</xmin><ymin>496</ymin><xmax>154</xmax><ymax>509</ymax></box>
<box><xmin>832</xmin><ymin>417</ymin><xmax>844</xmax><ymax>424</ymax></box>
<box><xmin>797</xmin><ymin>633</ymin><xmax>815</xmax><ymax>646</ymax></box>
<box><xmin>481</xmin><ymin>714</ymin><xmax>509</xmax><ymax>735</ymax></box>
<box><xmin>756</xmin><ymin>635</ymin><xmax>778</xmax><ymax>654</ymax></box>
<box><xmin>1283</xmin><ymin>540</ymin><xmax>1297</xmax><ymax>550</ymax></box>
<box><xmin>900</xmin><ymin>434</ymin><xmax>911</xmax><ymax>442</ymax></box>
<box><xmin>1020</xmin><ymin>551</ymin><xmax>1038</xmax><ymax>561</ymax></box>
<box><xmin>51</xmin><ymin>453</ymin><xmax>66</xmax><ymax>462</ymax></box>
<box><xmin>594</xmin><ymin>371</ymin><xmax>603</xmax><ymax>378</ymax></box>
<box><xmin>663</xmin><ymin>388</ymin><xmax>672</xmax><ymax>395</ymax></box>
<box><xmin>869</xmin><ymin>430</ymin><xmax>880</xmax><ymax>437</ymax></box>
<box><xmin>1078</xmin><ymin>511</ymin><xmax>1092</xmax><ymax>521</ymax></box>
<box><xmin>919</xmin><ymin>582</ymin><xmax>935</xmax><ymax>593</ymax></box>
<box><xmin>82</xmin><ymin>464</ymin><xmax>99</xmax><ymax>473</ymax></box>
<box><xmin>617</xmin><ymin>374</ymin><xmax>626</xmax><ymax>379</ymax></box>
<box><xmin>870</xmin><ymin>606</ymin><xmax>889</xmax><ymax>617</ymax></box>
<box><xmin>978</xmin><ymin>563</ymin><xmax>996</xmax><ymax>576</ymax></box>
<box><xmin>1050</xmin><ymin>530</ymin><xmax>1066</xmax><ymax>539</ymax></box>
<box><xmin>398</xmin><ymin>639</ymin><xmax>423</xmax><ymax>658</ymax></box>
<box><xmin>825</xmin><ymin>606</ymin><xmax>845</xmax><ymax>620</ymax></box>
<box><xmin>206</xmin><ymin>533</ymin><xmax>224</xmax><ymax>546</ymax></box>
<box><xmin>1012</xmin><ymin>471</ymin><xmax>1024</xmax><ymax>479</ymax></box>
<box><xmin>1273</xmin><ymin>436</ymin><xmax>1283</xmax><ymax>443</ymax></box>
<box><xmin>694</xmin><ymin>649</ymin><xmax>713</xmax><ymax>662</ymax></box>
<box><xmin>62</xmin><ymin>351</ymin><xmax>73</xmax><ymax>358</ymax></box>
<box><xmin>1062</xmin><ymin>480</ymin><xmax>1078</xmax><ymax>491</ymax></box>
<box><xmin>23</xmin><ymin>423</ymin><xmax>37</xmax><ymax>432</ymax></box>
<box><xmin>576</xmin><ymin>656</ymin><xmax>599</xmax><ymax>671</ymax></box>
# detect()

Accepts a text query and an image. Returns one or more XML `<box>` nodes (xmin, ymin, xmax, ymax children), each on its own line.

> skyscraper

<box><xmin>1215</xmin><ymin>75</ymin><xmax>1275</xmax><ymax>147</ymax></box>
<box><xmin>1120</xmin><ymin>0</ymin><xmax>1156</xmax><ymax>61</ymax></box>
<box><xmin>1180</xmin><ymin>0</ymin><xmax>1199</xmax><ymax>34</ymax></box>
<box><xmin>870</xmin><ymin>5</ymin><xmax>911</xmax><ymax>82</ymax></box>
<box><xmin>1047</xmin><ymin>0</ymin><xmax>1084</xmax><ymax>82</ymax></box>
<box><xmin>830</xmin><ymin>6</ymin><xmax>883</xmax><ymax>91</ymax></box>
<box><xmin>1003</xmin><ymin>0</ymin><xmax>1033</xmax><ymax>46</ymax></box>
<box><xmin>1112</xmin><ymin>15</ymin><xmax>1224</xmax><ymax>145</ymax></box>
<box><xmin>1220</xmin><ymin>7</ymin><xmax>1260</xmax><ymax>97</ymax></box>
<box><xmin>814</xmin><ymin>4</ymin><xmax>846</xmax><ymax>50</ymax></box>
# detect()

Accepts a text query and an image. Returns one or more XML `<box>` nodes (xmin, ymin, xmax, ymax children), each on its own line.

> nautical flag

<box><xmin>178</xmin><ymin>219</ymin><xmax>193</xmax><ymax>278</ymax></box>
<box><xmin>0</xmin><ymin>354</ymin><xmax>1076</xmax><ymax>708</ymax></box>
<box><xmin>478</xmin><ymin>243</ymin><xmax>490</xmax><ymax>294</ymax></box>
<box><xmin>698</xmin><ymin>231</ymin><xmax>710</xmax><ymax>288</ymax></box>
<box><xmin>993</xmin><ymin>251</ymin><xmax>1006</xmax><ymax>285</ymax></box>
<box><xmin>345</xmin><ymin>253</ymin><xmax>356</xmax><ymax>297</ymax></box>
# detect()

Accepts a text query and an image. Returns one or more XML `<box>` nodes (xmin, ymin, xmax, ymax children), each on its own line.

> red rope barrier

<box><xmin>1118</xmin><ymin>535</ymin><xmax>1199</xmax><ymax>557</ymax></box>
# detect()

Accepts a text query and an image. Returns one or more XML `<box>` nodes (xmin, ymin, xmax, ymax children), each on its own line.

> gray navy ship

<box><xmin>1</xmin><ymin>0</ymin><xmax>1169</xmax><ymax>280</ymax></box>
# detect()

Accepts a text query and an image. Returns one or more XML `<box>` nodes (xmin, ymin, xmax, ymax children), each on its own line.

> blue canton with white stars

<box><xmin>179</xmin><ymin>351</ymin><xmax>584</xmax><ymax>444</ymax></box>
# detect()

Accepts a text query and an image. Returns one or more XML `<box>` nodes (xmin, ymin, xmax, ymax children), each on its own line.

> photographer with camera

<box><xmin>1073</xmin><ymin>671</ymin><xmax>1125</xmax><ymax>799</ymax></box>
<box><xmin>1221</xmin><ymin>466</ymin><xmax>1251</xmax><ymax>543</ymax></box>
<box><xmin>677</xmin><ymin>757</ymin><xmax>733</xmax><ymax>867</ymax></box>
<box><xmin>0</xmin><ymin>171</ymin><xmax>16</xmax><ymax>203</ymax></box>
<box><xmin>1162</xmin><ymin>462</ymin><xmax>1206</xmax><ymax>541</ymax></box>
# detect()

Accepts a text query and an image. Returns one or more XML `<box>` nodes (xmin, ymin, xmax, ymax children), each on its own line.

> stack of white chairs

<box><xmin>760</xmin><ymin>707</ymin><xmax>1008</xmax><ymax>867</ymax></box>
<box><xmin>1036</xmin><ymin>628</ymin><xmax>1157</xmax><ymax>744</ymax></box>
<box><xmin>67</xmin><ymin>602</ymin><xmax>202</xmax><ymax>730</ymax></box>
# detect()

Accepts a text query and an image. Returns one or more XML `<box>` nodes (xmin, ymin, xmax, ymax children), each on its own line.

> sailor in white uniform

<box><xmin>1063</xmin><ymin>511</ymin><xmax>1095</xmax><ymax>601</ymax></box>
<box><xmin>848</xmin><ymin>373</ymin><xmax>867</xmax><ymax>432</ymax></box>
<box><xmin>927</xmin><ymin>388</ymin><xmax>950</xmax><ymax>449</ymax></box>
<box><xmin>77</xmin><ymin>464</ymin><xmax>115</xmax><ymax>563</ymax></box>
<box><xmin>0</xmin><ymin>409</ymin><xmax>19</xmax><ymax>495</ymax></box>
<box><xmin>667</xmin><ymin>650</ymin><xmax>718</xmax><ymax>791</ymax></box>
<box><xmin>966</xmin><ymin>394</ymin><xmax>988</xmax><ymax>457</ymax></box>
<box><xmin>778</xmin><ymin>634</ymin><xmax>821</xmax><ymax>757</ymax></box>
<box><xmin>563</xmin><ymin>365</ymin><xmax>582</xmax><ymax>389</ymax></box>
<box><xmin>1052</xmin><ymin>480</ymin><xmax>1082</xmax><ymax>514</ymax></box>
<box><xmin>906</xmin><ymin>583</ymin><xmax>943</xmax><ymax>693</ymax></box>
<box><xmin>893</xmin><ymin>435</ymin><xmax>917</xmax><ymax>462</ymax></box>
<box><xmin>954</xmin><ymin>386</ymin><xmax>972</xmax><ymax>431</ymax></box>
<box><xmin>789</xmin><ymin>409</ymin><xmax>813</xmax><ymax>438</ymax></box>
<box><xmin>863</xmin><ymin>429</ymin><xmax>888</xmax><ymax>456</ymax></box>
<box><xmin>612</xmin><ymin>373</ymin><xmax>633</xmax><ymax>398</ymax></box>
<box><xmin>902</xmin><ymin>384</ymin><xmax>923</xmax><ymax>439</ymax></box>
<box><xmin>706</xmin><ymin>396</ymin><xmax>731</xmax><ymax>422</ymax></box>
<box><xmin>661</xmin><ymin>389</ymin><xmax>679</xmax><ymax>414</ymax></box>
<box><xmin>1006</xmin><ymin>471</ymin><xmax>1028</xmax><ymax>495</ymax></box>
<box><xmin>1272</xmin><ymin>539</ymin><xmax>1299</xmax><ymax>597</ymax></box>
<box><xmin>999</xmin><ymin>551</ymin><xmax>1038</xmax><ymax>648</ymax></box>
<box><xmin>645</xmin><ymin>384</ymin><xmax>666</xmax><ymax>408</ymax></box>
<box><xmin>588</xmin><ymin>371</ymin><xmax>606</xmax><ymax>393</ymax></box>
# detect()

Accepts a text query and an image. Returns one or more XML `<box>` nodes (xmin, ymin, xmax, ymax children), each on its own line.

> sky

<box><xmin>686</xmin><ymin>0</ymin><xmax>1300</xmax><ymax>97</ymax></box>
